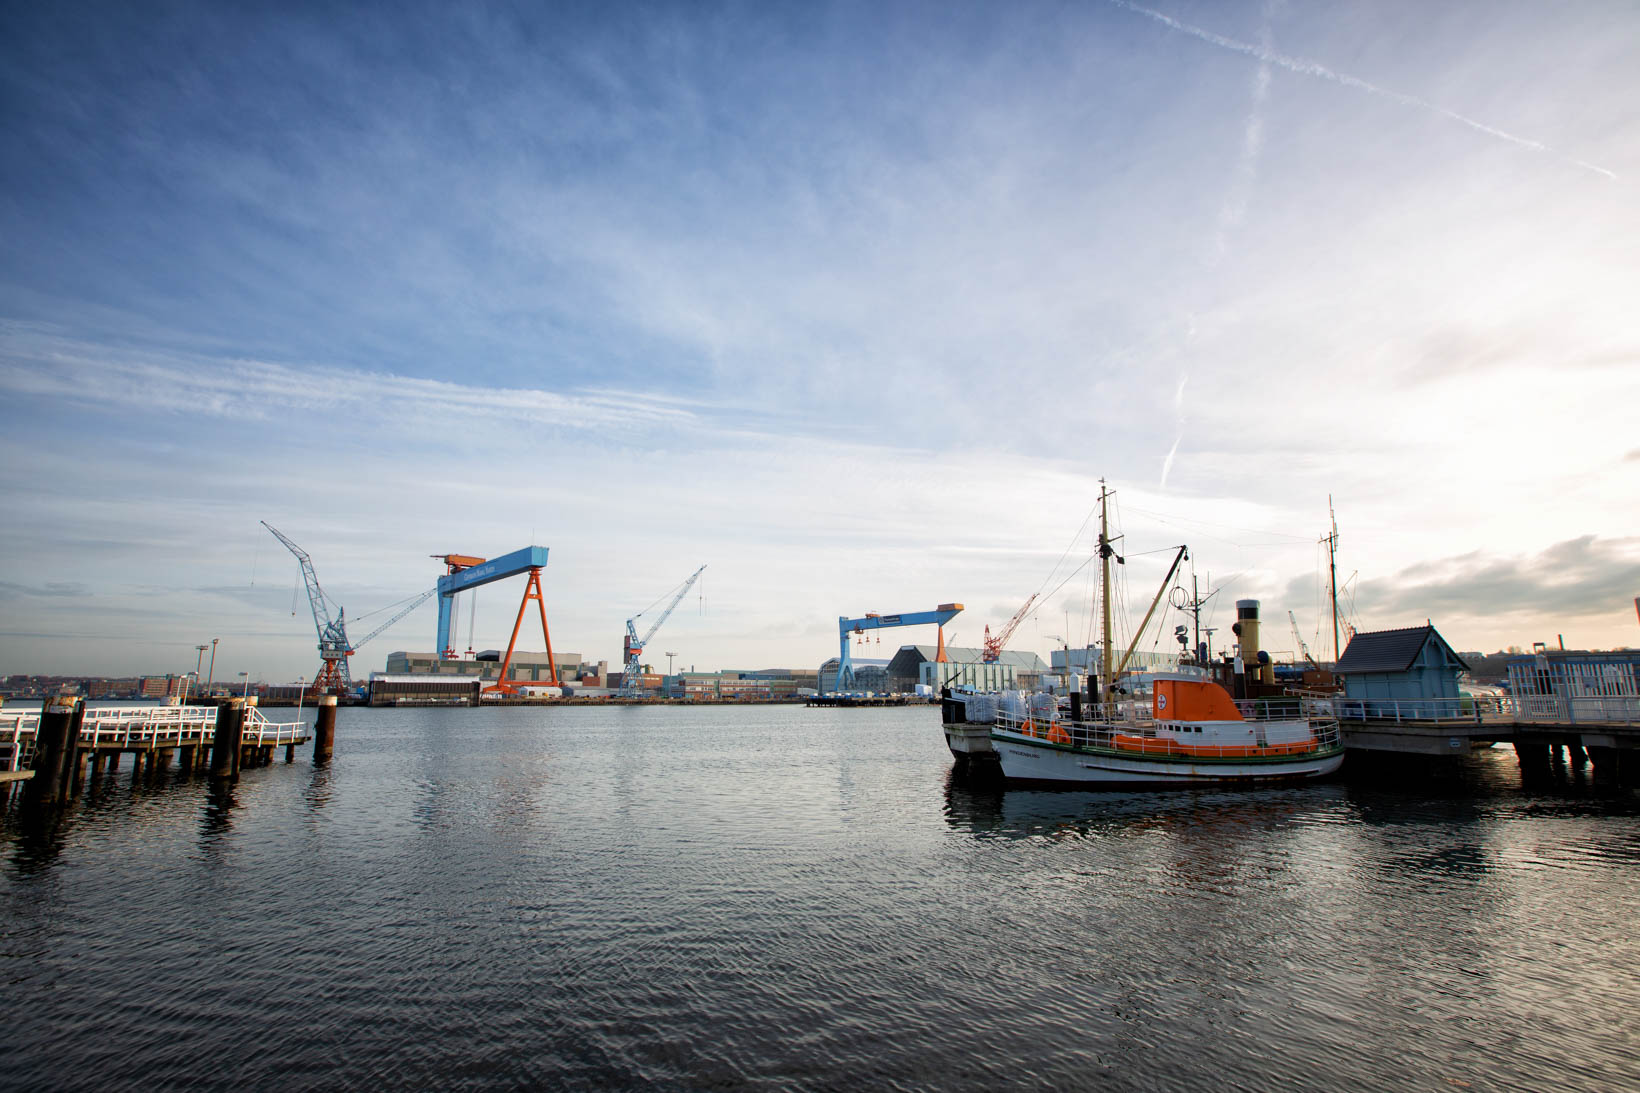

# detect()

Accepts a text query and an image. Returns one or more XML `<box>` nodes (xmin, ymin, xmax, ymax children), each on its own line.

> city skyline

<box><xmin>3</xmin><ymin>0</ymin><xmax>1638</xmax><ymax>681</ymax></box>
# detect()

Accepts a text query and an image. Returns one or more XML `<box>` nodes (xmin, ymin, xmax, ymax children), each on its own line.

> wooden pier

<box><xmin>1335</xmin><ymin>694</ymin><xmax>1640</xmax><ymax>782</ymax></box>
<box><xmin>0</xmin><ymin>700</ymin><xmax>311</xmax><ymax>799</ymax></box>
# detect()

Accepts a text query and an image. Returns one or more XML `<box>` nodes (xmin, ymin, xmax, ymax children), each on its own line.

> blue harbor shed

<box><xmin>1336</xmin><ymin>625</ymin><xmax>1468</xmax><ymax>718</ymax></box>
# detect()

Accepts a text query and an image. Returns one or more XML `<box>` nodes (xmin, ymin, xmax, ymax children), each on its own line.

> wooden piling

<box><xmin>27</xmin><ymin>697</ymin><xmax>83</xmax><ymax>808</ymax></box>
<box><xmin>284</xmin><ymin>743</ymin><xmax>295</xmax><ymax>763</ymax></box>
<box><xmin>313</xmin><ymin>696</ymin><xmax>337</xmax><ymax>762</ymax></box>
<box><xmin>210</xmin><ymin>700</ymin><xmax>245</xmax><ymax>778</ymax></box>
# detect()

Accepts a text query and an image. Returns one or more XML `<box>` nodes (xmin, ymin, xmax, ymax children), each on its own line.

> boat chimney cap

<box><xmin>1236</xmin><ymin>599</ymin><xmax>1260</xmax><ymax>615</ymax></box>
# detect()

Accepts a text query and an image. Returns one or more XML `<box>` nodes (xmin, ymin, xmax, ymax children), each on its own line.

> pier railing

<box><xmin>0</xmin><ymin>704</ymin><xmax>308</xmax><ymax>772</ymax></box>
<box><xmin>1512</xmin><ymin>693</ymin><xmax>1640</xmax><ymax>727</ymax></box>
<box><xmin>1330</xmin><ymin>696</ymin><xmax>1509</xmax><ymax>725</ymax></box>
<box><xmin>1328</xmin><ymin>693</ymin><xmax>1640</xmax><ymax>728</ymax></box>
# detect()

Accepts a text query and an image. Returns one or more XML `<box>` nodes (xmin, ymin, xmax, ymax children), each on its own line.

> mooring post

<box><xmin>28</xmin><ymin>696</ymin><xmax>82</xmax><ymax>808</ymax></box>
<box><xmin>210</xmin><ymin>699</ymin><xmax>245</xmax><ymax>778</ymax></box>
<box><xmin>314</xmin><ymin>696</ymin><xmax>337</xmax><ymax>762</ymax></box>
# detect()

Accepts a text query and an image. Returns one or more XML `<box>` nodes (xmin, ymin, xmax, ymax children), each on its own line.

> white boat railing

<box><xmin>992</xmin><ymin>702</ymin><xmax>1343</xmax><ymax>757</ymax></box>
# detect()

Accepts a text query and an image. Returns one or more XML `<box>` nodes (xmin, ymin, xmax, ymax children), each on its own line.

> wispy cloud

<box><xmin>0</xmin><ymin>324</ymin><xmax>703</xmax><ymax>435</ymax></box>
<box><xmin>1108</xmin><ymin>0</ymin><xmax>1617</xmax><ymax>180</ymax></box>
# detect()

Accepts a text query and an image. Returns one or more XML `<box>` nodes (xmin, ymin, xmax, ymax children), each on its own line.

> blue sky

<box><xmin>3</xmin><ymin>0</ymin><xmax>1637</xmax><ymax>683</ymax></box>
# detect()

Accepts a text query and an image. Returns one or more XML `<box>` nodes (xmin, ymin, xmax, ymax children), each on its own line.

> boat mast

<box><xmin>1099</xmin><ymin>480</ymin><xmax>1114</xmax><ymax>702</ymax></box>
<box><xmin>1324</xmin><ymin>497</ymin><xmax>1341</xmax><ymax>665</ymax></box>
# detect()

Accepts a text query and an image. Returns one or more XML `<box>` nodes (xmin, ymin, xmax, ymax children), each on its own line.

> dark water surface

<box><xmin>3</xmin><ymin>705</ymin><xmax>1637</xmax><ymax>1091</ymax></box>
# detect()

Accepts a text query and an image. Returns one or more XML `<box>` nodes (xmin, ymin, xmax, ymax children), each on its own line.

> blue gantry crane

<box><xmin>619</xmin><ymin>565</ymin><xmax>706</xmax><ymax>698</ymax></box>
<box><xmin>834</xmin><ymin>604</ymin><xmax>963</xmax><ymax>692</ymax></box>
<box><xmin>432</xmin><ymin>546</ymin><xmax>556</xmax><ymax>694</ymax></box>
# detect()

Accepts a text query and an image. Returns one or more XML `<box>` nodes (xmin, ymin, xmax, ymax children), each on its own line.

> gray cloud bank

<box><xmin>1347</xmin><ymin>535</ymin><xmax>1640</xmax><ymax>634</ymax></box>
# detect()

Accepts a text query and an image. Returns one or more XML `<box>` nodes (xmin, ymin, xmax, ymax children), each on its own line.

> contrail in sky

<box><xmin>1108</xmin><ymin>0</ymin><xmax>1617</xmax><ymax>181</ymax></box>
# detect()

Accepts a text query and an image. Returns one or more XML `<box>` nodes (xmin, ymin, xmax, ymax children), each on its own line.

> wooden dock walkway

<box><xmin>1</xmin><ymin>703</ymin><xmax>310</xmax><ymax>780</ymax></box>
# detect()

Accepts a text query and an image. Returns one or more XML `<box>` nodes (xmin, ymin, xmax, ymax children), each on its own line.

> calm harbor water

<box><xmin>3</xmin><ymin>704</ymin><xmax>1637</xmax><ymax>1091</ymax></box>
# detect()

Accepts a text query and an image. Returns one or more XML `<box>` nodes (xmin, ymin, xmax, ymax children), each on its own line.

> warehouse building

<box><xmin>384</xmin><ymin>650</ymin><xmax>590</xmax><ymax>684</ymax></box>
<box><xmin>881</xmin><ymin>645</ymin><xmax>1049</xmax><ymax>693</ymax></box>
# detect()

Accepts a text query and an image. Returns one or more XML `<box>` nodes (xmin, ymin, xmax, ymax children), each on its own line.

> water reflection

<box><xmin>5</xmin><ymin>806</ymin><xmax>70</xmax><ymax>875</ymax></box>
<box><xmin>199</xmin><ymin>780</ymin><xmax>238</xmax><ymax>846</ymax></box>
<box><xmin>941</xmin><ymin>767</ymin><xmax>1345</xmax><ymax>842</ymax></box>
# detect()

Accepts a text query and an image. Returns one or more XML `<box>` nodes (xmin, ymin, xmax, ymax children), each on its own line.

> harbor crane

<box><xmin>1289</xmin><ymin>610</ymin><xmax>1319</xmax><ymax>669</ymax></box>
<box><xmin>981</xmin><ymin>594</ymin><xmax>1038</xmax><ymax>663</ymax></box>
<box><xmin>834</xmin><ymin>604</ymin><xmax>963</xmax><ymax>692</ymax></box>
<box><xmin>262</xmin><ymin>521</ymin><xmax>435</xmax><ymax>693</ymax></box>
<box><xmin>619</xmin><ymin>565</ymin><xmax>707</xmax><ymax>698</ymax></box>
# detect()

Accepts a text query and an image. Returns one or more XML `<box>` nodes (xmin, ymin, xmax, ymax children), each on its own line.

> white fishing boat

<box><xmin>943</xmin><ymin>481</ymin><xmax>1344</xmax><ymax>786</ymax></box>
<box><xmin>989</xmin><ymin>676</ymin><xmax>1342</xmax><ymax>786</ymax></box>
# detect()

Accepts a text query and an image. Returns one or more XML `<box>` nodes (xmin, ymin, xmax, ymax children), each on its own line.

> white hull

<box><xmin>991</xmin><ymin>728</ymin><xmax>1344</xmax><ymax>786</ymax></box>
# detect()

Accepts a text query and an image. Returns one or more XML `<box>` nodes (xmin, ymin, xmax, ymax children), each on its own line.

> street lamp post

<box><xmin>666</xmin><ymin>652</ymin><xmax>676</xmax><ymax>677</ymax></box>
<box><xmin>296</xmin><ymin>676</ymin><xmax>305</xmax><ymax>726</ymax></box>
<box><xmin>195</xmin><ymin>644</ymin><xmax>208</xmax><ymax>677</ymax></box>
<box><xmin>238</xmin><ymin>671</ymin><xmax>250</xmax><ymax>699</ymax></box>
<box><xmin>206</xmin><ymin>638</ymin><xmax>219</xmax><ymax>694</ymax></box>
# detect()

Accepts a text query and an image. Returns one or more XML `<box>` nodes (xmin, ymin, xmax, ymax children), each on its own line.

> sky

<box><xmin>2</xmin><ymin>0</ymin><xmax>1637</xmax><ymax>684</ymax></box>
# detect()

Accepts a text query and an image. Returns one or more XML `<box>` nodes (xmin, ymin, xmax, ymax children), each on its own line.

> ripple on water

<box><xmin>2</xmin><ymin>705</ymin><xmax>1637</xmax><ymax>1091</ymax></box>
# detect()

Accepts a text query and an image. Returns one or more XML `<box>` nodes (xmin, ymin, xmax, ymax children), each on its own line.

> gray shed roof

<box><xmin>1335</xmin><ymin>626</ymin><xmax>1468</xmax><ymax>674</ymax></box>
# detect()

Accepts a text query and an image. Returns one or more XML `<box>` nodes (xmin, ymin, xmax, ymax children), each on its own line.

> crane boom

<box><xmin>1289</xmin><ymin>610</ymin><xmax>1318</xmax><ymax>669</ymax></box>
<box><xmin>353</xmin><ymin>588</ymin><xmax>438</xmax><ymax>652</ymax></box>
<box><xmin>982</xmin><ymin>593</ymin><xmax>1038</xmax><ymax>663</ymax></box>
<box><xmin>620</xmin><ymin>565</ymin><xmax>706</xmax><ymax>697</ymax></box>
<box><xmin>263</xmin><ymin>520</ymin><xmax>354</xmax><ymax>690</ymax></box>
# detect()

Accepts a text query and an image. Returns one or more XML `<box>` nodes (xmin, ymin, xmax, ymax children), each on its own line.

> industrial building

<box><xmin>384</xmin><ymin>650</ymin><xmax>600</xmax><ymax>685</ymax></box>
<box><xmin>816</xmin><ymin>647</ymin><xmax>1048</xmax><ymax>694</ymax></box>
<box><xmin>1506</xmin><ymin>647</ymin><xmax>1640</xmax><ymax>716</ymax></box>
<box><xmin>1049</xmin><ymin>646</ymin><xmax>1183</xmax><ymax>690</ymax></box>
<box><xmin>368</xmin><ymin>675</ymin><xmax>484</xmax><ymax>706</ymax></box>
<box><xmin>893</xmin><ymin>645</ymin><xmax>1049</xmax><ymax>693</ymax></box>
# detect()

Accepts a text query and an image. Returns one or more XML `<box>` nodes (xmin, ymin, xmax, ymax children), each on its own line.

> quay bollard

<box><xmin>210</xmin><ymin>700</ymin><xmax>245</xmax><ymax>778</ymax></box>
<box><xmin>27</xmin><ymin>696</ymin><xmax>85</xmax><ymax>808</ymax></box>
<box><xmin>314</xmin><ymin>696</ymin><xmax>337</xmax><ymax>762</ymax></box>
